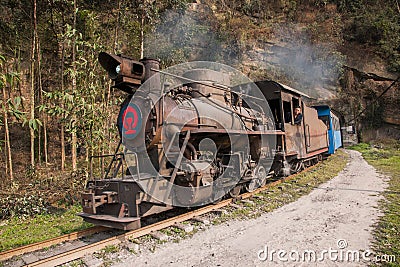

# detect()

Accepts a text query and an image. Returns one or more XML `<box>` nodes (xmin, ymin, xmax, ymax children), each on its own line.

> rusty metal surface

<box><xmin>278</xmin><ymin>90</ymin><xmax>305</xmax><ymax>158</ymax></box>
<box><xmin>79</xmin><ymin>180</ymin><xmax>144</xmax><ymax>229</ymax></box>
<box><xmin>98</xmin><ymin>52</ymin><xmax>144</xmax><ymax>93</ymax></box>
<box><xmin>77</xmin><ymin>213</ymin><xmax>141</xmax><ymax>231</ymax></box>
<box><xmin>256</xmin><ymin>86</ymin><xmax>329</xmax><ymax>161</ymax></box>
<box><xmin>183</xmin><ymin>128</ymin><xmax>284</xmax><ymax>135</ymax></box>
<box><xmin>182</xmin><ymin>69</ymin><xmax>230</xmax><ymax>103</ymax></box>
<box><xmin>303</xmin><ymin>106</ymin><xmax>329</xmax><ymax>154</ymax></box>
<box><xmin>283</xmin><ymin>123</ymin><xmax>305</xmax><ymax>158</ymax></box>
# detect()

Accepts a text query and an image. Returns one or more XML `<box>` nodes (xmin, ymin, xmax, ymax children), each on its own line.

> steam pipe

<box><xmin>186</xmin><ymin>141</ymin><xmax>197</xmax><ymax>160</ymax></box>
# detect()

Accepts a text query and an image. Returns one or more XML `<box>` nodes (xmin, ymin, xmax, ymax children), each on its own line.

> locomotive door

<box><xmin>281</xmin><ymin>93</ymin><xmax>306</xmax><ymax>158</ymax></box>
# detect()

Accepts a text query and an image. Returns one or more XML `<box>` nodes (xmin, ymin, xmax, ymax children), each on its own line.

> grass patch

<box><xmin>350</xmin><ymin>140</ymin><xmax>400</xmax><ymax>266</ymax></box>
<box><xmin>213</xmin><ymin>149</ymin><xmax>349</xmax><ymax>224</ymax></box>
<box><xmin>0</xmin><ymin>205</ymin><xmax>92</xmax><ymax>252</ymax></box>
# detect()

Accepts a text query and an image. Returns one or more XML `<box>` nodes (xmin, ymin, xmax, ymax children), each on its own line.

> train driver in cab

<box><xmin>294</xmin><ymin>106</ymin><xmax>303</xmax><ymax>125</ymax></box>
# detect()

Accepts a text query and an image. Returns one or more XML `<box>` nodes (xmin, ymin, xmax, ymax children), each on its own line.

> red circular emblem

<box><xmin>122</xmin><ymin>103</ymin><xmax>142</xmax><ymax>139</ymax></box>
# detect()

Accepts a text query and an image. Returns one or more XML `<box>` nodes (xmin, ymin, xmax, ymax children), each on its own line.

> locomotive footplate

<box><xmin>79</xmin><ymin>180</ymin><xmax>144</xmax><ymax>230</ymax></box>
<box><xmin>81</xmin><ymin>191</ymin><xmax>118</xmax><ymax>214</ymax></box>
<box><xmin>78</xmin><ymin>213</ymin><xmax>141</xmax><ymax>230</ymax></box>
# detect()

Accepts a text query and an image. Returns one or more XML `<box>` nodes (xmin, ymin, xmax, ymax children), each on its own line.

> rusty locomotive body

<box><xmin>79</xmin><ymin>52</ymin><xmax>330</xmax><ymax>230</ymax></box>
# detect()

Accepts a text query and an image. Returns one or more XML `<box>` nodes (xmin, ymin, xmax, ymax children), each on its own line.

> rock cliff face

<box><xmin>339</xmin><ymin>66</ymin><xmax>399</xmax><ymax>141</ymax></box>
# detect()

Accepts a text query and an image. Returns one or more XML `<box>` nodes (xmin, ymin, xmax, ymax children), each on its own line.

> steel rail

<box><xmin>0</xmin><ymin>226</ymin><xmax>107</xmax><ymax>262</ymax></box>
<box><xmin>23</xmin><ymin>163</ymin><xmax>320</xmax><ymax>267</ymax></box>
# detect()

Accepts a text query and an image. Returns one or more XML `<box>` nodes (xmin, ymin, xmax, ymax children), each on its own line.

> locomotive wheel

<box><xmin>245</xmin><ymin>179</ymin><xmax>259</xmax><ymax>192</ymax></box>
<box><xmin>258</xmin><ymin>166</ymin><xmax>267</xmax><ymax>187</ymax></box>
<box><xmin>245</xmin><ymin>166</ymin><xmax>267</xmax><ymax>192</ymax></box>
<box><xmin>290</xmin><ymin>160</ymin><xmax>304</xmax><ymax>174</ymax></box>
<box><xmin>229</xmin><ymin>185</ymin><xmax>242</xmax><ymax>198</ymax></box>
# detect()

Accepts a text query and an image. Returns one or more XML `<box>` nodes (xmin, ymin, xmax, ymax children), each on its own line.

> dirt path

<box><xmin>113</xmin><ymin>150</ymin><xmax>388</xmax><ymax>266</ymax></box>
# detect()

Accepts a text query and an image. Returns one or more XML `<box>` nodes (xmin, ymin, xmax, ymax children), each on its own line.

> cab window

<box><xmin>283</xmin><ymin>101</ymin><xmax>292</xmax><ymax>123</ymax></box>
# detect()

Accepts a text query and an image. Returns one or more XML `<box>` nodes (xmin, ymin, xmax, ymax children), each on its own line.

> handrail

<box><xmin>89</xmin><ymin>141</ymin><xmax>123</xmax><ymax>180</ymax></box>
<box><xmin>104</xmin><ymin>141</ymin><xmax>122</xmax><ymax>179</ymax></box>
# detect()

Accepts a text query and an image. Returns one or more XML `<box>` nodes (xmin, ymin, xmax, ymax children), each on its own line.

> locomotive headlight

<box><xmin>98</xmin><ymin>52</ymin><xmax>145</xmax><ymax>93</ymax></box>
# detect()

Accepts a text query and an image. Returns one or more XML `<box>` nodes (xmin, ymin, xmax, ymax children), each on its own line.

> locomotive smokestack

<box><xmin>139</xmin><ymin>58</ymin><xmax>160</xmax><ymax>81</ymax></box>
<box><xmin>140</xmin><ymin>57</ymin><xmax>161</xmax><ymax>90</ymax></box>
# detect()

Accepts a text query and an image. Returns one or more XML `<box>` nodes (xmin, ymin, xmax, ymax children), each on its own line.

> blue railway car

<box><xmin>313</xmin><ymin>105</ymin><xmax>342</xmax><ymax>154</ymax></box>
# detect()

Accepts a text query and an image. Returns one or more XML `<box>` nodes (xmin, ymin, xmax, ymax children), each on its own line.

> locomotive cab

<box><xmin>255</xmin><ymin>81</ymin><xmax>329</xmax><ymax>175</ymax></box>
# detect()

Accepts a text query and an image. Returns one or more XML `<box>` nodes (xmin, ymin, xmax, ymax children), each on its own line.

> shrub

<box><xmin>0</xmin><ymin>193</ymin><xmax>48</xmax><ymax>219</ymax></box>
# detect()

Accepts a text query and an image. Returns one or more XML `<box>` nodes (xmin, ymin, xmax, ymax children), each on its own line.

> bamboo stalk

<box><xmin>30</xmin><ymin>0</ymin><xmax>37</xmax><ymax>168</ymax></box>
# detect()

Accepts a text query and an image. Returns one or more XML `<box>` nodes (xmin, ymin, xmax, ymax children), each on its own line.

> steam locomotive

<box><xmin>79</xmin><ymin>52</ymin><xmax>337</xmax><ymax>230</ymax></box>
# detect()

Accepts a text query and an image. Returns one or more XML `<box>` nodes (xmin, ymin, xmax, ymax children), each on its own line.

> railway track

<box><xmin>0</xmin><ymin>226</ymin><xmax>107</xmax><ymax>262</ymax></box>
<box><xmin>1</xmin><ymin>164</ymin><xmax>319</xmax><ymax>267</ymax></box>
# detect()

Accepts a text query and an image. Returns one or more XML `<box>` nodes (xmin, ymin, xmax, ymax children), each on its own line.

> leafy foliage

<box><xmin>0</xmin><ymin>55</ymin><xmax>26</xmax><ymax>156</ymax></box>
<box><xmin>338</xmin><ymin>0</ymin><xmax>400</xmax><ymax>72</ymax></box>
<box><xmin>0</xmin><ymin>193</ymin><xmax>48</xmax><ymax>219</ymax></box>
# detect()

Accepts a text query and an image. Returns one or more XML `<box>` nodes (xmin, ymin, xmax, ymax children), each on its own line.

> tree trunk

<box><xmin>38</xmin><ymin>115</ymin><xmax>41</xmax><ymax>163</ymax></box>
<box><xmin>113</xmin><ymin>0</ymin><xmax>121</xmax><ymax>53</ymax></box>
<box><xmin>71</xmin><ymin>0</ymin><xmax>77</xmax><ymax>171</ymax></box>
<box><xmin>37</xmin><ymin>41</ymin><xmax>48</xmax><ymax>165</ymax></box>
<box><xmin>43</xmin><ymin>115</ymin><xmax>48</xmax><ymax>164</ymax></box>
<box><xmin>30</xmin><ymin>0</ymin><xmax>37</xmax><ymax>167</ymax></box>
<box><xmin>60</xmin><ymin>42</ymin><xmax>65</xmax><ymax>171</ymax></box>
<box><xmin>2</xmin><ymin>83</ymin><xmax>13</xmax><ymax>183</ymax></box>
<box><xmin>140</xmin><ymin>0</ymin><xmax>145</xmax><ymax>59</ymax></box>
<box><xmin>107</xmin><ymin>0</ymin><xmax>121</xmax><ymax>154</ymax></box>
